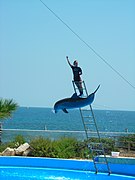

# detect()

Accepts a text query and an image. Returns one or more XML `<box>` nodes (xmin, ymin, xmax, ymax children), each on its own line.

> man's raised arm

<box><xmin>66</xmin><ymin>56</ymin><xmax>72</xmax><ymax>67</ymax></box>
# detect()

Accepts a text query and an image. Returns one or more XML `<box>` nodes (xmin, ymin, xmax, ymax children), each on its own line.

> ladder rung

<box><xmin>86</xmin><ymin>128</ymin><xmax>94</xmax><ymax>131</ymax></box>
<box><xmin>84</xmin><ymin>121</ymin><xmax>94</xmax><ymax>123</ymax></box>
<box><xmin>74</xmin><ymin>87</ymin><xmax>79</xmax><ymax>90</ymax></box>
<box><xmin>83</xmin><ymin>116</ymin><xmax>93</xmax><ymax>119</ymax></box>
<box><xmin>86</xmin><ymin>125</ymin><xmax>92</xmax><ymax>128</ymax></box>
<box><xmin>89</xmin><ymin>147</ymin><xmax>103</xmax><ymax>150</ymax></box>
<box><xmin>94</xmin><ymin>161</ymin><xmax>108</xmax><ymax>165</ymax></box>
<box><xmin>81</xmin><ymin>109</ymin><xmax>91</xmax><ymax>111</ymax></box>
<box><xmin>86</xmin><ymin>125</ymin><xmax>95</xmax><ymax>128</ymax></box>
<box><xmin>73</xmin><ymin>86</ymin><xmax>86</xmax><ymax>90</ymax></box>
<box><xmin>90</xmin><ymin>145</ymin><xmax>103</xmax><ymax>149</ymax></box>
<box><xmin>91</xmin><ymin>149</ymin><xmax>103</xmax><ymax>152</ymax></box>
<box><xmin>89</xmin><ymin>142</ymin><xmax>102</xmax><ymax>145</ymax></box>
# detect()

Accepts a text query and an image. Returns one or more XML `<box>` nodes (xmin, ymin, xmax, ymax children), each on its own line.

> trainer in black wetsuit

<box><xmin>66</xmin><ymin>56</ymin><xmax>83</xmax><ymax>96</ymax></box>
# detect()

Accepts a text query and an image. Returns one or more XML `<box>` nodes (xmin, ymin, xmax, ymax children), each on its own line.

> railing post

<box><xmin>128</xmin><ymin>142</ymin><xmax>130</xmax><ymax>152</ymax></box>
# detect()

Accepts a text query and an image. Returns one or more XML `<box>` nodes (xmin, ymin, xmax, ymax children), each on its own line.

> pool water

<box><xmin>0</xmin><ymin>157</ymin><xmax>135</xmax><ymax>180</ymax></box>
<box><xmin>0</xmin><ymin>166</ymin><xmax>134</xmax><ymax>180</ymax></box>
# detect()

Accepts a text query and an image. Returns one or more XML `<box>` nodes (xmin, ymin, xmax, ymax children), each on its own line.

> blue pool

<box><xmin>0</xmin><ymin>156</ymin><xmax>135</xmax><ymax>179</ymax></box>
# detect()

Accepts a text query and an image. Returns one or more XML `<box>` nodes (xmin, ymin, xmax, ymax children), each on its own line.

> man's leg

<box><xmin>75</xmin><ymin>81</ymin><xmax>83</xmax><ymax>96</ymax></box>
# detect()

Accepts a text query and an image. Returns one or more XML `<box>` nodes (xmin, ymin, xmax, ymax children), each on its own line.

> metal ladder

<box><xmin>72</xmin><ymin>80</ymin><xmax>111</xmax><ymax>175</ymax></box>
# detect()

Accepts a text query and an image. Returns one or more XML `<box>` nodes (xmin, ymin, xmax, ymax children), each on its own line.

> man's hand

<box><xmin>66</xmin><ymin>56</ymin><xmax>72</xmax><ymax>67</ymax></box>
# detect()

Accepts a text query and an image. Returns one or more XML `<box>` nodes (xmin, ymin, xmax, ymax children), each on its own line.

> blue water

<box><xmin>0</xmin><ymin>167</ymin><xmax>134</xmax><ymax>180</ymax></box>
<box><xmin>1</xmin><ymin>107</ymin><xmax>135</xmax><ymax>142</ymax></box>
<box><xmin>0</xmin><ymin>157</ymin><xmax>135</xmax><ymax>179</ymax></box>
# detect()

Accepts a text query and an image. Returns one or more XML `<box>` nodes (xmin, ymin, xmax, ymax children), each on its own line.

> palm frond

<box><xmin>0</xmin><ymin>98</ymin><xmax>18</xmax><ymax>120</ymax></box>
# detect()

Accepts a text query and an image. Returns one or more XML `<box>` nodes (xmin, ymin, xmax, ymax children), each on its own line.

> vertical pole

<box><xmin>72</xmin><ymin>81</ymin><xmax>77</xmax><ymax>94</ymax></box>
<box><xmin>128</xmin><ymin>142</ymin><xmax>130</xmax><ymax>152</ymax></box>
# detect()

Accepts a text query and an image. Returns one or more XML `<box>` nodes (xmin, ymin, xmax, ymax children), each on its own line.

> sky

<box><xmin>0</xmin><ymin>0</ymin><xmax>135</xmax><ymax>111</ymax></box>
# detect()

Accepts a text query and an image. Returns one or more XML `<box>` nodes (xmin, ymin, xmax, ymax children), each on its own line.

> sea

<box><xmin>0</xmin><ymin>107</ymin><xmax>135</xmax><ymax>142</ymax></box>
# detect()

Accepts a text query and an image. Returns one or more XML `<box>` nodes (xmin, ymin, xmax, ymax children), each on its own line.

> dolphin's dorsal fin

<box><xmin>71</xmin><ymin>93</ymin><xmax>79</xmax><ymax>99</ymax></box>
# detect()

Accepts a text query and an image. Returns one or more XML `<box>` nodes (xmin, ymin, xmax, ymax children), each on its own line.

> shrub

<box><xmin>0</xmin><ymin>135</ymin><xmax>125</xmax><ymax>158</ymax></box>
<box><xmin>75</xmin><ymin>140</ymin><xmax>91</xmax><ymax>159</ymax></box>
<box><xmin>0</xmin><ymin>135</ymin><xmax>26</xmax><ymax>152</ymax></box>
<box><xmin>13</xmin><ymin>135</ymin><xmax>26</xmax><ymax>147</ymax></box>
<box><xmin>30</xmin><ymin>137</ymin><xmax>53</xmax><ymax>157</ymax></box>
<box><xmin>52</xmin><ymin>137</ymin><xmax>78</xmax><ymax>158</ymax></box>
<box><xmin>118</xmin><ymin>134</ymin><xmax>135</xmax><ymax>150</ymax></box>
<box><xmin>0</xmin><ymin>143</ymin><xmax>8</xmax><ymax>152</ymax></box>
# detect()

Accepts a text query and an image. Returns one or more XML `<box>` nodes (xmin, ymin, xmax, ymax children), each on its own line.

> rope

<box><xmin>39</xmin><ymin>0</ymin><xmax>135</xmax><ymax>90</ymax></box>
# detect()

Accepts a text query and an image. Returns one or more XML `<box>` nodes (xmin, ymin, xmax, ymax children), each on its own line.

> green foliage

<box><xmin>0</xmin><ymin>135</ymin><xmax>26</xmax><ymax>152</ymax></box>
<box><xmin>30</xmin><ymin>137</ymin><xmax>53</xmax><ymax>157</ymax></box>
<box><xmin>2</xmin><ymin>134</ymin><xmax>135</xmax><ymax>158</ymax></box>
<box><xmin>0</xmin><ymin>143</ymin><xmax>9</xmax><ymax>152</ymax></box>
<box><xmin>11</xmin><ymin>135</ymin><xmax>26</xmax><ymax>148</ymax></box>
<box><xmin>0</xmin><ymin>98</ymin><xmax>18</xmax><ymax>120</ymax></box>
<box><xmin>87</xmin><ymin>137</ymin><xmax>117</xmax><ymax>154</ymax></box>
<box><xmin>119</xmin><ymin>134</ymin><xmax>135</xmax><ymax>143</ymax></box>
<box><xmin>118</xmin><ymin>134</ymin><xmax>135</xmax><ymax>150</ymax></box>
<box><xmin>30</xmin><ymin>137</ymin><xmax>80</xmax><ymax>158</ymax></box>
<box><xmin>52</xmin><ymin>137</ymin><xmax>78</xmax><ymax>158</ymax></box>
<box><xmin>29</xmin><ymin>136</ymin><xmax>116</xmax><ymax>159</ymax></box>
<box><xmin>101</xmin><ymin>138</ymin><xmax>117</xmax><ymax>152</ymax></box>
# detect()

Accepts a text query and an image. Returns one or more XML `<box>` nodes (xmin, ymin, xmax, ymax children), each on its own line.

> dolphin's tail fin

<box><xmin>93</xmin><ymin>85</ymin><xmax>100</xmax><ymax>94</ymax></box>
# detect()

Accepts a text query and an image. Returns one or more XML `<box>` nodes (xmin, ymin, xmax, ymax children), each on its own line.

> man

<box><xmin>66</xmin><ymin>56</ymin><xmax>83</xmax><ymax>96</ymax></box>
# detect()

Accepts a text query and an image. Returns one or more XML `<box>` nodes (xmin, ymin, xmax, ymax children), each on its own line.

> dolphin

<box><xmin>54</xmin><ymin>85</ymin><xmax>100</xmax><ymax>113</ymax></box>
